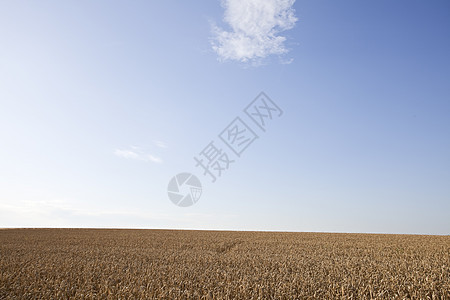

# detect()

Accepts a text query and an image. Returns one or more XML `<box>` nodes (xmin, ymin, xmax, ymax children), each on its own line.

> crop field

<box><xmin>0</xmin><ymin>229</ymin><xmax>449</xmax><ymax>299</ymax></box>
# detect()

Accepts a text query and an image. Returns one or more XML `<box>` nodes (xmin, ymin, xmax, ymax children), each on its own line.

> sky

<box><xmin>0</xmin><ymin>0</ymin><xmax>449</xmax><ymax>234</ymax></box>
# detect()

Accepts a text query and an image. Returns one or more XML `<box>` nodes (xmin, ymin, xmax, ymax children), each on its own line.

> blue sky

<box><xmin>0</xmin><ymin>0</ymin><xmax>449</xmax><ymax>234</ymax></box>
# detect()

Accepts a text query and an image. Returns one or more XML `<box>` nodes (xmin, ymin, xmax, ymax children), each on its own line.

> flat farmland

<box><xmin>0</xmin><ymin>229</ymin><xmax>448</xmax><ymax>299</ymax></box>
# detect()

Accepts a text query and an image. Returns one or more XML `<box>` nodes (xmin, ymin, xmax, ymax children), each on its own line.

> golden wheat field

<box><xmin>0</xmin><ymin>229</ymin><xmax>448</xmax><ymax>299</ymax></box>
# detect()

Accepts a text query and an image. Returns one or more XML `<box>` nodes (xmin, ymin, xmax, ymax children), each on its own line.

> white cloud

<box><xmin>114</xmin><ymin>149</ymin><xmax>139</xmax><ymax>160</ymax></box>
<box><xmin>0</xmin><ymin>199</ymin><xmax>241</xmax><ymax>229</ymax></box>
<box><xmin>114</xmin><ymin>147</ymin><xmax>162</xmax><ymax>164</ymax></box>
<box><xmin>154</xmin><ymin>140</ymin><xmax>168</xmax><ymax>148</ymax></box>
<box><xmin>212</xmin><ymin>0</ymin><xmax>297</xmax><ymax>63</ymax></box>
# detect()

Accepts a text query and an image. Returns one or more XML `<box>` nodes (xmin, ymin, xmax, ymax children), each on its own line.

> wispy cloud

<box><xmin>211</xmin><ymin>0</ymin><xmax>297</xmax><ymax>64</ymax></box>
<box><xmin>153</xmin><ymin>140</ymin><xmax>168</xmax><ymax>148</ymax></box>
<box><xmin>0</xmin><ymin>199</ymin><xmax>241</xmax><ymax>229</ymax></box>
<box><xmin>114</xmin><ymin>147</ymin><xmax>162</xmax><ymax>164</ymax></box>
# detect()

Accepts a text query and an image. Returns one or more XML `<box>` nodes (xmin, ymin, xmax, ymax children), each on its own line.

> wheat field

<box><xmin>0</xmin><ymin>229</ymin><xmax>448</xmax><ymax>299</ymax></box>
